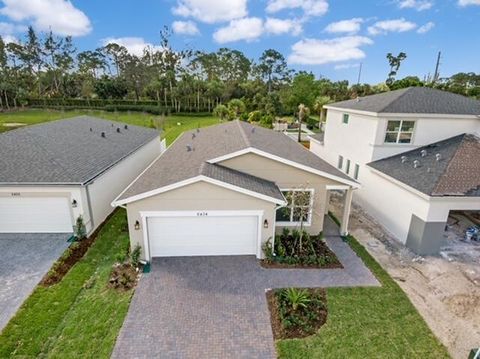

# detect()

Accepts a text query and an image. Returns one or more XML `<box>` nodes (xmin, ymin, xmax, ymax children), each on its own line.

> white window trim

<box><xmin>384</xmin><ymin>120</ymin><xmax>416</xmax><ymax>144</ymax></box>
<box><xmin>275</xmin><ymin>188</ymin><xmax>314</xmax><ymax>227</ymax></box>
<box><xmin>140</xmin><ymin>210</ymin><xmax>265</xmax><ymax>261</ymax></box>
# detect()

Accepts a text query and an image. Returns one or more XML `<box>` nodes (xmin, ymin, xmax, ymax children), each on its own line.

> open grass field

<box><xmin>0</xmin><ymin>109</ymin><xmax>220</xmax><ymax>145</ymax></box>
<box><xmin>276</xmin><ymin>234</ymin><xmax>449</xmax><ymax>358</ymax></box>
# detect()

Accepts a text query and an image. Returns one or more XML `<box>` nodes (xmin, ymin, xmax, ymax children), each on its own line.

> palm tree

<box><xmin>313</xmin><ymin>96</ymin><xmax>331</xmax><ymax>129</ymax></box>
<box><xmin>297</xmin><ymin>103</ymin><xmax>310</xmax><ymax>142</ymax></box>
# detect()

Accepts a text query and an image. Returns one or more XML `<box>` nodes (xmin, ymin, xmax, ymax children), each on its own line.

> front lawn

<box><xmin>276</xmin><ymin>234</ymin><xmax>450</xmax><ymax>358</ymax></box>
<box><xmin>0</xmin><ymin>109</ymin><xmax>220</xmax><ymax>145</ymax></box>
<box><xmin>0</xmin><ymin>210</ymin><xmax>132</xmax><ymax>358</ymax></box>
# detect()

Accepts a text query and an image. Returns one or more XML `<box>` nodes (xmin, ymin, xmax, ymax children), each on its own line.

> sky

<box><xmin>0</xmin><ymin>0</ymin><xmax>479</xmax><ymax>84</ymax></box>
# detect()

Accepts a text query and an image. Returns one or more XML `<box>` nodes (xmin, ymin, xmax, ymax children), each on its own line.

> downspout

<box><xmin>85</xmin><ymin>184</ymin><xmax>95</xmax><ymax>234</ymax></box>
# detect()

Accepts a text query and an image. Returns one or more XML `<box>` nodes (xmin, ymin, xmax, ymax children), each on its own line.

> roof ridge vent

<box><xmin>124</xmin><ymin>124</ymin><xmax>128</xmax><ymax>130</ymax></box>
<box><xmin>251</xmin><ymin>127</ymin><xmax>255</xmax><ymax>133</ymax></box>
<box><xmin>101</xmin><ymin>132</ymin><xmax>106</xmax><ymax>138</ymax></box>
<box><xmin>117</xmin><ymin>128</ymin><xmax>121</xmax><ymax>133</ymax></box>
<box><xmin>89</xmin><ymin>128</ymin><xmax>93</xmax><ymax>132</ymax></box>
<box><xmin>421</xmin><ymin>149</ymin><xmax>427</xmax><ymax>157</ymax></box>
<box><xmin>192</xmin><ymin>133</ymin><xmax>196</xmax><ymax>139</ymax></box>
<box><xmin>435</xmin><ymin>153</ymin><xmax>442</xmax><ymax>161</ymax></box>
<box><xmin>186</xmin><ymin>144</ymin><xmax>193</xmax><ymax>152</ymax></box>
<box><xmin>413</xmin><ymin>159</ymin><xmax>420</xmax><ymax>168</ymax></box>
<box><xmin>401</xmin><ymin>155</ymin><xmax>407</xmax><ymax>163</ymax></box>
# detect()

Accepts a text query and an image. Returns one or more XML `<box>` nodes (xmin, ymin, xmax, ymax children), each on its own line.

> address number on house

<box><xmin>196</xmin><ymin>212</ymin><xmax>208</xmax><ymax>216</ymax></box>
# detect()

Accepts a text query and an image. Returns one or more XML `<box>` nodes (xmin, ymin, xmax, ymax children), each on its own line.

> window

<box><xmin>354</xmin><ymin>164</ymin><xmax>359</xmax><ymax>180</ymax></box>
<box><xmin>384</xmin><ymin>120</ymin><xmax>415</xmax><ymax>144</ymax></box>
<box><xmin>338</xmin><ymin>155</ymin><xmax>344</xmax><ymax>169</ymax></box>
<box><xmin>276</xmin><ymin>190</ymin><xmax>313</xmax><ymax>225</ymax></box>
<box><xmin>345</xmin><ymin>159</ymin><xmax>351</xmax><ymax>174</ymax></box>
<box><xmin>342</xmin><ymin>114</ymin><xmax>349</xmax><ymax>124</ymax></box>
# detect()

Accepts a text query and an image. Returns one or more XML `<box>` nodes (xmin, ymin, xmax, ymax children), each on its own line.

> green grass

<box><xmin>0</xmin><ymin>210</ymin><xmax>132</xmax><ymax>358</ymax></box>
<box><xmin>0</xmin><ymin>109</ymin><xmax>220</xmax><ymax>145</ymax></box>
<box><xmin>276</xmin><ymin>234</ymin><xmax>450</xmax><ymax>358</ymax></box>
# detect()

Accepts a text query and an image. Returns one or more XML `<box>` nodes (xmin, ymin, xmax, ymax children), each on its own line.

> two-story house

<box><xmin>310</xmin><ymin>87</ymin><xmax>480</xmax><ymax>254</ymax></box>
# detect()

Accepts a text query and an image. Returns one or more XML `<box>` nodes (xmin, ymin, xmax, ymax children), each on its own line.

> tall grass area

<box><xmin>0</xmin><ymin>109</ymin><xmax>220</xmax><ymax>145</ymax></box>
<box><xmin>276</xmin><ymin>234</ymin><xmax>450</xmax><ymax>358</ymax></box>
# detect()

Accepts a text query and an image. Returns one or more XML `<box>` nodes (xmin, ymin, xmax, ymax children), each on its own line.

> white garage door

<box><xmin>0</xmin><ymin>197</ymin><xmax>73</xmax><ymax>233</ymax></box>
<box><xmin>147</xmin><ymin>214</ymin><xmax>258</xmax><ymax>257</ymax></box>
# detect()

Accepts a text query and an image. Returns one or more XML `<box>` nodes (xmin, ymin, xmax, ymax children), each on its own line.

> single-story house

<box><xmin>113</xmin><ymin>120</ymin><xmax>359</xmax><ymax>261</ymax></box>
<box><xmin>0</xmin><ymin>116</ymin><xmax>161</xmax><ymax>234</ymax></box>
<box><xmin>367</xmin><ymin>133</ymin><xmax>480</xmax><ymax>254</ymax></box>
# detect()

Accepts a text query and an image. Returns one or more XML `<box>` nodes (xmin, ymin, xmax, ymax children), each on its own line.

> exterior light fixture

<box><xmin>72</xmin><ymin>199</ymin><xmax>78</xmax><ymax>208</ymax></box>
<box><xmin>134</xmin><ymin>220</ymin><xmax>141</xmax><ymax>230</ymax></box>
<box><xmin>263</xmin><ymin>219</ymin><xmax>269</xmax><ymax>228</ymax></box>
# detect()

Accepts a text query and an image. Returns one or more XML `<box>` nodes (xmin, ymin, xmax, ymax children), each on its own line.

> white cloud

<box><xmin>0</xmin><ymin>0</ymin><xmax>92</xmax><ymax>36</ymax></box>
<box><xmin>334</xmin><ymin>63</ymin><xmax>360</xmax><ymax>70</ymax></box>
<box><xmin>368</xmin><ymin>18</ymin><xmax>417</xmax><ymax>35</ymax></box>
<box><xmin>417</xmin><ymin>21</ymin><xmax>434</xmax><ymax>33</ymax></box>
<box><xmin>458</xmin><ymin>0</ymin><xmax>480</xmax><ymax>5</ymax></box>
<box><xmin>213</xmin><ymin>17</ymin><xmax>263</xmax><ymax>43</ymax></box>
<box><xmin>102</xmin><ymin>37</ymin><xmax>162</xmax><ymax>57</ymax></box>
<box><xmin>173</xmin><ymin>0</ymin><xmax>247</xmax><ymax>24</ymax></box>
<box><xmin>172</xmin><ymin>20</ymin><xmax>199</xmax><ymax>35</ymax></box>
<box><xmin>264</xmin><ymin>17</ymin><xmax>302</xmax><ymax>35</ymax></box>
<box><xmin>325</xmin><ymin>18</ymin><xmax>363</xmax><ymax>34</ymax></box>
<box><xmin>397</xmin><ymin>0</ymin><xmax>433</xmax><ymax>11</ymax></box>
<box><xmin>266</xmin><ymin>0</ymin><xmax>329</xmax><ymax>17</ymax></box>
<box><xmin>288</xmin><ymin>36</ymin><xmax>373</xmax><ymax>65</ymax></box>
<box><xmin>1</xmin><ymin>34</ymin><xmax>17</xmax><ymax>43</ymax></box>
<box><xmin>0</xmin><ymin>22</ymin><xmax>27</xmax><ymax>35</ymax></box>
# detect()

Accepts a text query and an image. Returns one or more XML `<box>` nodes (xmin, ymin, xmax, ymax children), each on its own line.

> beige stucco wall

<box><xmin>219</xmin><ymin>153</ymin><xmax>345</xmax><ymax>235</ymax></box>
<box><xmin>88</xmin><ymin>137</ymin><xmax>161</xmax><ymax>232</ymax></box>
<box><xmin>125</xmin><ymin>181</ymin><xmax>276</xmax><ymax>260</ymax></box>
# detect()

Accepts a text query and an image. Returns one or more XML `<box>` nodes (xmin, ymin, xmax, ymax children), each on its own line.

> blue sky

<box><xmin>0</xmin><ymin>0</ymin><xmax>479</xmax><ymax>83</ymax></box>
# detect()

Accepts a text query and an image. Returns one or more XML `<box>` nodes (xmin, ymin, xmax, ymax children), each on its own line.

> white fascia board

<box><xmin>323</xmin><ymin>106</ymin><xmax>379</xmax><ymax>117</ymax></box>
<box><xmin>112</xmin><ymin>175</ymin><xmax>286</xmax><ymax>206</ymax></box>
<box><xmin>367</xmin><ymin>166</ymin><xmax>432</xmax><ymax>201</ymax></box>
<box><xmin>208</xmin><ymin>147</ymin><xmax>361</xmax><ymax>189</ymax></box>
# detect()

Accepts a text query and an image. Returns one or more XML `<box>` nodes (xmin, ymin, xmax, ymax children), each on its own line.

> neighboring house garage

<box><xmin>0</xmin><ymin>116</ymin><xmax>161</xmax><ymax>234</ymax></box>
<box><xmin>113</xmin><ymin>120</ymin><xmax>359</xmax><ymax>261</ymax></box>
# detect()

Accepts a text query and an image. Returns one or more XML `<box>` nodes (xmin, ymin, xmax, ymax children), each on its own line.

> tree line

<box><xmin>0</xmin><ymin>26</ymin><xmax>479</xmax><ymax>120</ymax></box>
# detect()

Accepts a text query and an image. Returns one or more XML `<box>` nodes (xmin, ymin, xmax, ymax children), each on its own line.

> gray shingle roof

<box><xmin>367</xmin><ymin>134</ymin><xmax>480</xmax><ymax>197</ymax></box>
<box><xmin>327</xmin><ymin>87</ymin><xmax>480</xmax><ymax>115</ymax></box>
<box><xmin>0</xmin><ymin>116</ymin><xmax>159</xmax><ymax>184</ymax></box>
<box><xmin>118</xmin><ymin>120</ymin><xmax>354</xmax><ymax>202</ymax></box>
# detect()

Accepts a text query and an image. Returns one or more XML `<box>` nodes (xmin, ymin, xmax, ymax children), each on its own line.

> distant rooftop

<box><xmin>368</xmin><ymin>134</ymin><xmax>480</xmax><ymax>197</ymax></box>
<box><xmin>326</xmin><ymin>87</ymin><xmax>480</xmax><ymax>115</ymax></box>
<box><xmin>0</xmin><ymin>116</ymin><xmax>159</xmax><ymax>184</ymax></box>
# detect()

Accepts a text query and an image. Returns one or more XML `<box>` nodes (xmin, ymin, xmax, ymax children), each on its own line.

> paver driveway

<box><xmin>0</xmin><ymin>233</ymin><xmax>70</xmax><ymax>331</ymax></box>
<box><xmin>112</xmin><ymin>219</ymin><xmax>379</xmax><ymax>359</ymax></box>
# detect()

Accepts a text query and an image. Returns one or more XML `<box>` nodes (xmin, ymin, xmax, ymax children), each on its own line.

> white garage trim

<box><xmin>140</xmin><ymin>210</ymin><xmax>264</xmax><ymax>261</ymax></box>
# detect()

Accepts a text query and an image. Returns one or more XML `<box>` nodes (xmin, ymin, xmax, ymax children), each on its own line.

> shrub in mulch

<box><xmin>267</xmin><ymin>288</ymin><xmax>328</xmax><ymax>340</ymax></box>
<box><xmin>262</xmin><ymin>228</ymin><xmax>342</xmax><ymax>269</ymax></box>
<box><xmin>108</xmin><ymin>263</ymin><xmax>139</xmax><ymax>291</ymax></box>
<box><xmin>40</xmin><ymin>210</ymin><xmax>119</xmax><ymax>287</ymax></box>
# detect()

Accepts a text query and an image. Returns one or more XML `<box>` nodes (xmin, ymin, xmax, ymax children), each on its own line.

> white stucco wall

<box><xmin>87</xmin><ymin>137</ymin><xmax>161</xmax><ymax>231</ymax></box>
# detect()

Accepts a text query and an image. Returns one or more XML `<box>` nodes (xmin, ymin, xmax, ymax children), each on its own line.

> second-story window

<box><xmin>384</xmin><ymin>120</ymin><xmax>415</xmax><ymax>144</ymax></box>
<box><xmin>354</xmin><ymin>164</ymin><xmax>360</xmax><ymax>180</ymax></box>
<box><xmin>343</xmin><ymin>114</ymin><xmax>349</xmax><ymax>124</ymax></box>
<box><xmin>338</xmin><ymin>155</ymin><xmax>344</xmax><ymax>169</ymax></box>
<box><xmin>346</xmin><ymin>159</ymin><xmax>351</xmax><ymax>174</ymax></box>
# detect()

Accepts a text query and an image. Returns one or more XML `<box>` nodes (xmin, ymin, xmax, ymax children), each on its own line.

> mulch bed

<box><xmin>108</xmin><ymin>263</ymin><xmax>140</xmax><ymax>291</ymax></box>
<box><xmin>267</xmin><ymin>288</ymin><xmax>328</xmax><ymax>340</ymax></box>
<box><xmin>40</xmin><ymin>209</ymin><xmax>118</xmax><ymax>287</ymax></box>
<box><xmin>261</xmin><ymin>240</ymin><xmax>343</xmax><ymax>269</ymax></box>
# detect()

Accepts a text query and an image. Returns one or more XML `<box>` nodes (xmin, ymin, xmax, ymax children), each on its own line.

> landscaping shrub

<box><xmin>268</xmin><ymin>288</ymin><xmax>327</xmax><ymax>339</ymax></box>
<box><xmin>262</xmin><ymin>228</ymin><xmax>341</xmax><ymax>268</ymax></box>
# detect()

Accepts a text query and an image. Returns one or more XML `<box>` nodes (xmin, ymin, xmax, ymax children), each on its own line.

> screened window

<box><xmin>346</xmin><ymin>159</ymin><xmax>351</xmax><ymax>174</ymax></box>
<box><xmin>384</xmin><ymin>120</ymin><xmax>415</xmax><ymax>144</ymax></box>
<box><xmin>343</xmin><ymin>114</ymin><xmax>349</xmax><ymax>124</ymax></box>
<box><xmin>338</xmin><ymin>155</ymin><xmax>344</xmax><ymax>169</ymax></box>
<box><xmin>354</xmin><ymin>164</ymin><xmax>360</xmax><ymax>180</ymax></box>
<box><xmin>276</xmin><ymin>190</ymin><xmax>313</xmax><ymax>225</ymax></box>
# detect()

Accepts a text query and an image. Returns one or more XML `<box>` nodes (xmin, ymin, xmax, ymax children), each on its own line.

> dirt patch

<box><xmin>329</xmin><ymin>194</ymin><xmax>480</xmax><ymax>359</ymax></box>
<box><xmin>267</xmin><ymin>288</ymin><xmax>328</xmax><ymax>340</ymax></box>
<box><xmin>108</xmin><ymin>263</ymin><xmax>140</xmax><ymax>291</ymax></box>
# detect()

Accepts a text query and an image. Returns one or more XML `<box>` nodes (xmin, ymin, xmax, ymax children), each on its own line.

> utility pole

<box><xmin>357</xmin><ymin>62</ymin><xmax>363</xmax><ymax>85</ymax></box>
<box><xmin>433</xmin><ymin>51</ymin><xmax>441</xmax><ymax>84</ymax></box>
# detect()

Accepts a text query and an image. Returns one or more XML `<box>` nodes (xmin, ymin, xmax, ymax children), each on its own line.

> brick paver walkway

<box><xmin>112</xmin><ymin>217</ymin><xmax>379</xmax><ymax>359</ymax></box>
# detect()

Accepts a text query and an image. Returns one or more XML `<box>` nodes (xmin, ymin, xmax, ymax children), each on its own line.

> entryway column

<box><xmin>340</xmin><ymin>188</ymin><xmax>353</xmax><ymax>236</ymax></box>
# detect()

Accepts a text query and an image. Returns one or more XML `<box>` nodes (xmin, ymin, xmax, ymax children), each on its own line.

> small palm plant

<box><xmin>280</xmin><ymin>288</ymin><xmax>311</xmax><ymax>311</ymax></box>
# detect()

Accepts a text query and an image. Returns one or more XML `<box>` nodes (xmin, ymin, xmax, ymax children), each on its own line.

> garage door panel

<box><xmin>148</xmin><ymin>215</ymin><xmax>258</xmax><ymax>257</ymax></box>
<box><xmin>0</xmin><ymin>197</ymin><xmax>73</xmax><ymax>233</ymax></box>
